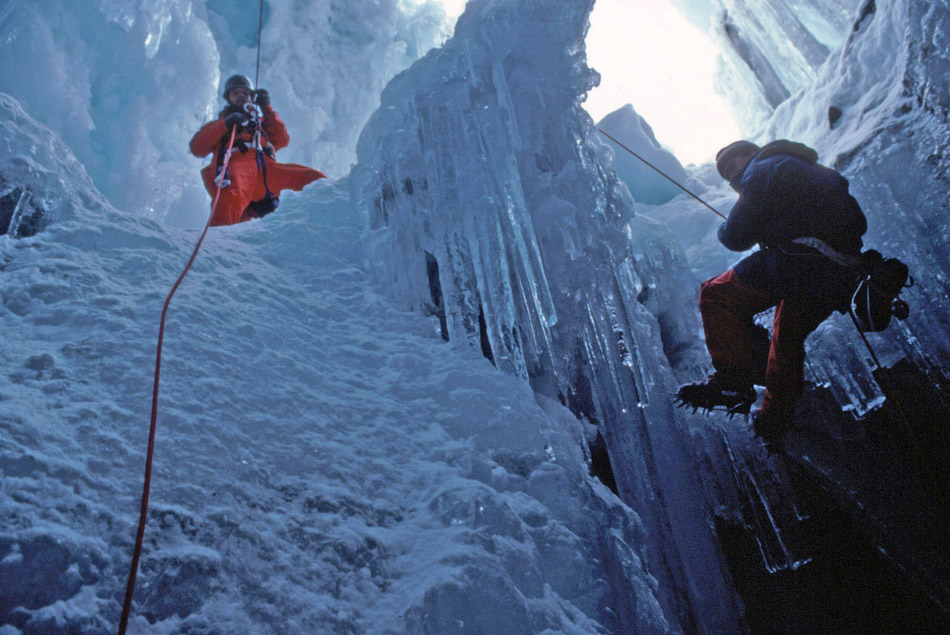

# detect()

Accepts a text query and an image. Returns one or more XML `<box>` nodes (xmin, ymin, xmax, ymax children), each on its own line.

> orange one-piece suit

<box><xmin>189</xmin><ymin>104</ymin><xmax>326</xmax><ymax>226</ymax></box>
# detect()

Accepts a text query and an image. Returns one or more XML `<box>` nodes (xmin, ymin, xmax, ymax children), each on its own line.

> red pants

<box><xmin>201</xmin><ymin>152</ymin><xmax>325</xmax><ymax>226</ymax></box>
<box><xmin>700</xmin><ymin>269</ymin><xmax>830</xmax><ymax>421</ymax></box>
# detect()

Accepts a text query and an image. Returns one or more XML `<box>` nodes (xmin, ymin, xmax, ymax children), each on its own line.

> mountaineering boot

<box><xmin>247</xmin><ymin>196</ymin><xmax>279</xmax><ymax>219</ymax></box>
<box><xmin>675</xmin><ymin>375</ymin><xmax>757</xmax><ymax>416</ymax></box>
<box><xmin>751</xmin><ymin>411</ymin><xmax>792</xmax><ymax>454</ymax></box>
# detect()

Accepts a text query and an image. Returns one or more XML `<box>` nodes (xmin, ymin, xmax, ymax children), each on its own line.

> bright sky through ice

<box><xmin>436</xmin><ymin>0</ymin><xmax>740</xmax><ymax>166</ymax></box>
<box><xmin>585</xmin><ymin>0</ymin><xmax>741</xmax><ymax>165</ymax></box>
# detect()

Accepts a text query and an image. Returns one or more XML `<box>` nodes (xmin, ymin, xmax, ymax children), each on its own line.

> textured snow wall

<box><xmin>668</xmin><ymin>0</ymin><xmax>861</xmax><ymax>133</ymax></box>
<box><xmin>351</xmin><ymin>0</ymin><xmax>743</xmax><ymax>631</ymax></box>
<box><xmin>0</xmin><ymin>89</ymin><xmax>671</xmax><ymax>633</ymax></box>
<box><xmin>0</xmin><ymin>0</ymin><xmax>446</xmax><ymax>224</ymax></box>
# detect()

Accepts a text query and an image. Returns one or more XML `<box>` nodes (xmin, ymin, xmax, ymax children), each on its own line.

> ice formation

<box><xmin>1</xmin><ymin>0</ymin><xmax>949</xmax><ymax>632</ymax></box>
<box><xmin>595</xmin><ymin>105</ymin><xmax>692</xmax><ymax>206</ymax></box>
<box><xmin>668</xmin><ymin>0</ymin><xmax>863</xmax><ymax>133</ymax></box>
<box><xmin>351</xmin><ymin>0</ymin><xmax>737</xmax><ymax>629</ymax></box>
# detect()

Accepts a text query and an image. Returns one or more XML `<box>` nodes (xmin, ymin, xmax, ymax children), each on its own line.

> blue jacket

<box><xmin>718</xmin><ymin>141</ymin><xmax>867</xmax><ymax>255</ymax></box>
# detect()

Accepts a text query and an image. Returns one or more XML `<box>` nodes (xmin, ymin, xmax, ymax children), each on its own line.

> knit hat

<box><xmin>716</xmin><ymin>141</ymin><xmax>760</xmax><ymax>180</ymax></box>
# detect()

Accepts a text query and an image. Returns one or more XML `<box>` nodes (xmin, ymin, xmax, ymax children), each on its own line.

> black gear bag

<box><xmin>851</xmin><ymin>250</ymin><xmax>912</xmax><ymax>332</ymax></box>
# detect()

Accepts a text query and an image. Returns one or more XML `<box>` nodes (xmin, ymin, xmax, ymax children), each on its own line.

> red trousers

<box><xmin>699</xmin><ymin>269</ymin><xmax>830</xmax><ymax>421</ymax></box>
<box><xmin>201</xmin><ymin>152</ymin><xmax>325</xmax><ymax>226</ymax></box>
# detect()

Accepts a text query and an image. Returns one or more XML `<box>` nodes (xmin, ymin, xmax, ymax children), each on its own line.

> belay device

<box><xmin>850</xmin><ymin>249</ymin><xmax>912</xmax><ymax>332</ymax></box>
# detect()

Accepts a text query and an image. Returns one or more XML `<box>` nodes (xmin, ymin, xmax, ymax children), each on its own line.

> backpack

<box><xmin>851</xmin><ymin>250</ymin><xmax>912</xmax><ymax>332</ymax></box>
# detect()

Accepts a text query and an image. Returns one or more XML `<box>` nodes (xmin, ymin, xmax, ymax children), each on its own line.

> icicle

<box><xmin>5</xmin><ymin>190</ymin><xmax>31</xmax><ymax>237</ymax></box>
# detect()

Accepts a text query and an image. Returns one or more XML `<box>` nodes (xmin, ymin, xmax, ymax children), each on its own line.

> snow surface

<box><xmin>0</xmin><ymin>91</ymin><xmax>668</xmax><ymax>633</ymax></box>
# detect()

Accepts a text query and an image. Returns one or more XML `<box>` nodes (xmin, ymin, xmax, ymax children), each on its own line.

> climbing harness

<box><xmin>789</xmin><ymin>236</ymin><xmax>862</xmax><ymax>269</ymax></box>
<box><xmin>788</xmin><ymin>237</ymin><xmax>912</xmax><ymax>332</ymax></box>
<box><xmin>243</xmin><ymin>100</ymin><xmax>280</xmax><ymax>217</ymax></box>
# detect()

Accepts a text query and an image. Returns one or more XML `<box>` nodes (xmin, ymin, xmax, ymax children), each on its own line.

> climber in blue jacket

<box><xmin>678</xmin><ymin>140</ymin><xmax>868</xmax><ymax>449</ymax></box>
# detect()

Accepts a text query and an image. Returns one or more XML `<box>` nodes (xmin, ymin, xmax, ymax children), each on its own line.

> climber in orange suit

<box><xmin>189</xmin><ymin>74</ymin><xmax>326</xmax><ymax>226</ymax></box>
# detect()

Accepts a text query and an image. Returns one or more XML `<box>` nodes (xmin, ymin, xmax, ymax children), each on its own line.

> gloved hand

<box><xmin>254</xmin><ymin>89</ymin><xmax>270</xmax><ymax>107</ymax></box>
<box><xmin>225</xmin><ymin>111</ymin><xmax>248</xmax><ymax>127</ymax></box>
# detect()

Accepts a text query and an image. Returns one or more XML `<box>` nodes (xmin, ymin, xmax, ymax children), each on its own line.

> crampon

<box><xmin>674</xmin><ymin>377</ymin><xmax>757</xmax><ymax>418</ymax></box>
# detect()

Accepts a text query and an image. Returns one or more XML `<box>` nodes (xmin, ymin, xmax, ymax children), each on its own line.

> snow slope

<box><xmin>0</xmin><ymin>91</ymin><xmax>671</xmax><ymax>633</ymax></box>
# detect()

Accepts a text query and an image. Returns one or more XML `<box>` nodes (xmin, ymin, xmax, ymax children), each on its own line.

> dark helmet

<box><xmin>222</xmin><ymin>74</ymin><xmax>253</xmax><ymax>100</ymax></box>
<box><xmin>715</xmin><ymin>140</ymin><xmax>760</xmax><ymax>182</ymax></box>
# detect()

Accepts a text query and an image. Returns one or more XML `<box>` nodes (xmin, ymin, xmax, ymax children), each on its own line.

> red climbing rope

<box><xmin>118</xmin><ymin>126</ymin><xmax>238</xmax><ymax>635</ymax></box>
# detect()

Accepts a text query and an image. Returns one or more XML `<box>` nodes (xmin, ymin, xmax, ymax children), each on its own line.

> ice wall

<box><xmin>0</xmin><ymin>0</ymin><xmax>446</xmax><ymax>225</ymax></box>
<box><xmin>351</xmin><ymin>0</ymin><xmax>742</xmax><ymax>631</ymax></box>
<box><xmin>659</xmin><ymin>0</ymin><xmax>950</xmax><ymax>412</ymax></box>
<box><xmin>668</xmin><ymin>0</ymin><xmax>861</xmax><ymax>133</ymax></box>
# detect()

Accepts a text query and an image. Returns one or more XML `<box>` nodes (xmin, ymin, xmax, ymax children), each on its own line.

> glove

<box><xmin>254</xmin><ymin>89</ymin><xmax>270</xmax><ymax>107</ymax></box>
<box><xmin>225</xmin><ymin>111</ymin><xmax>248</xmax><ymax>127</ymax></box>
